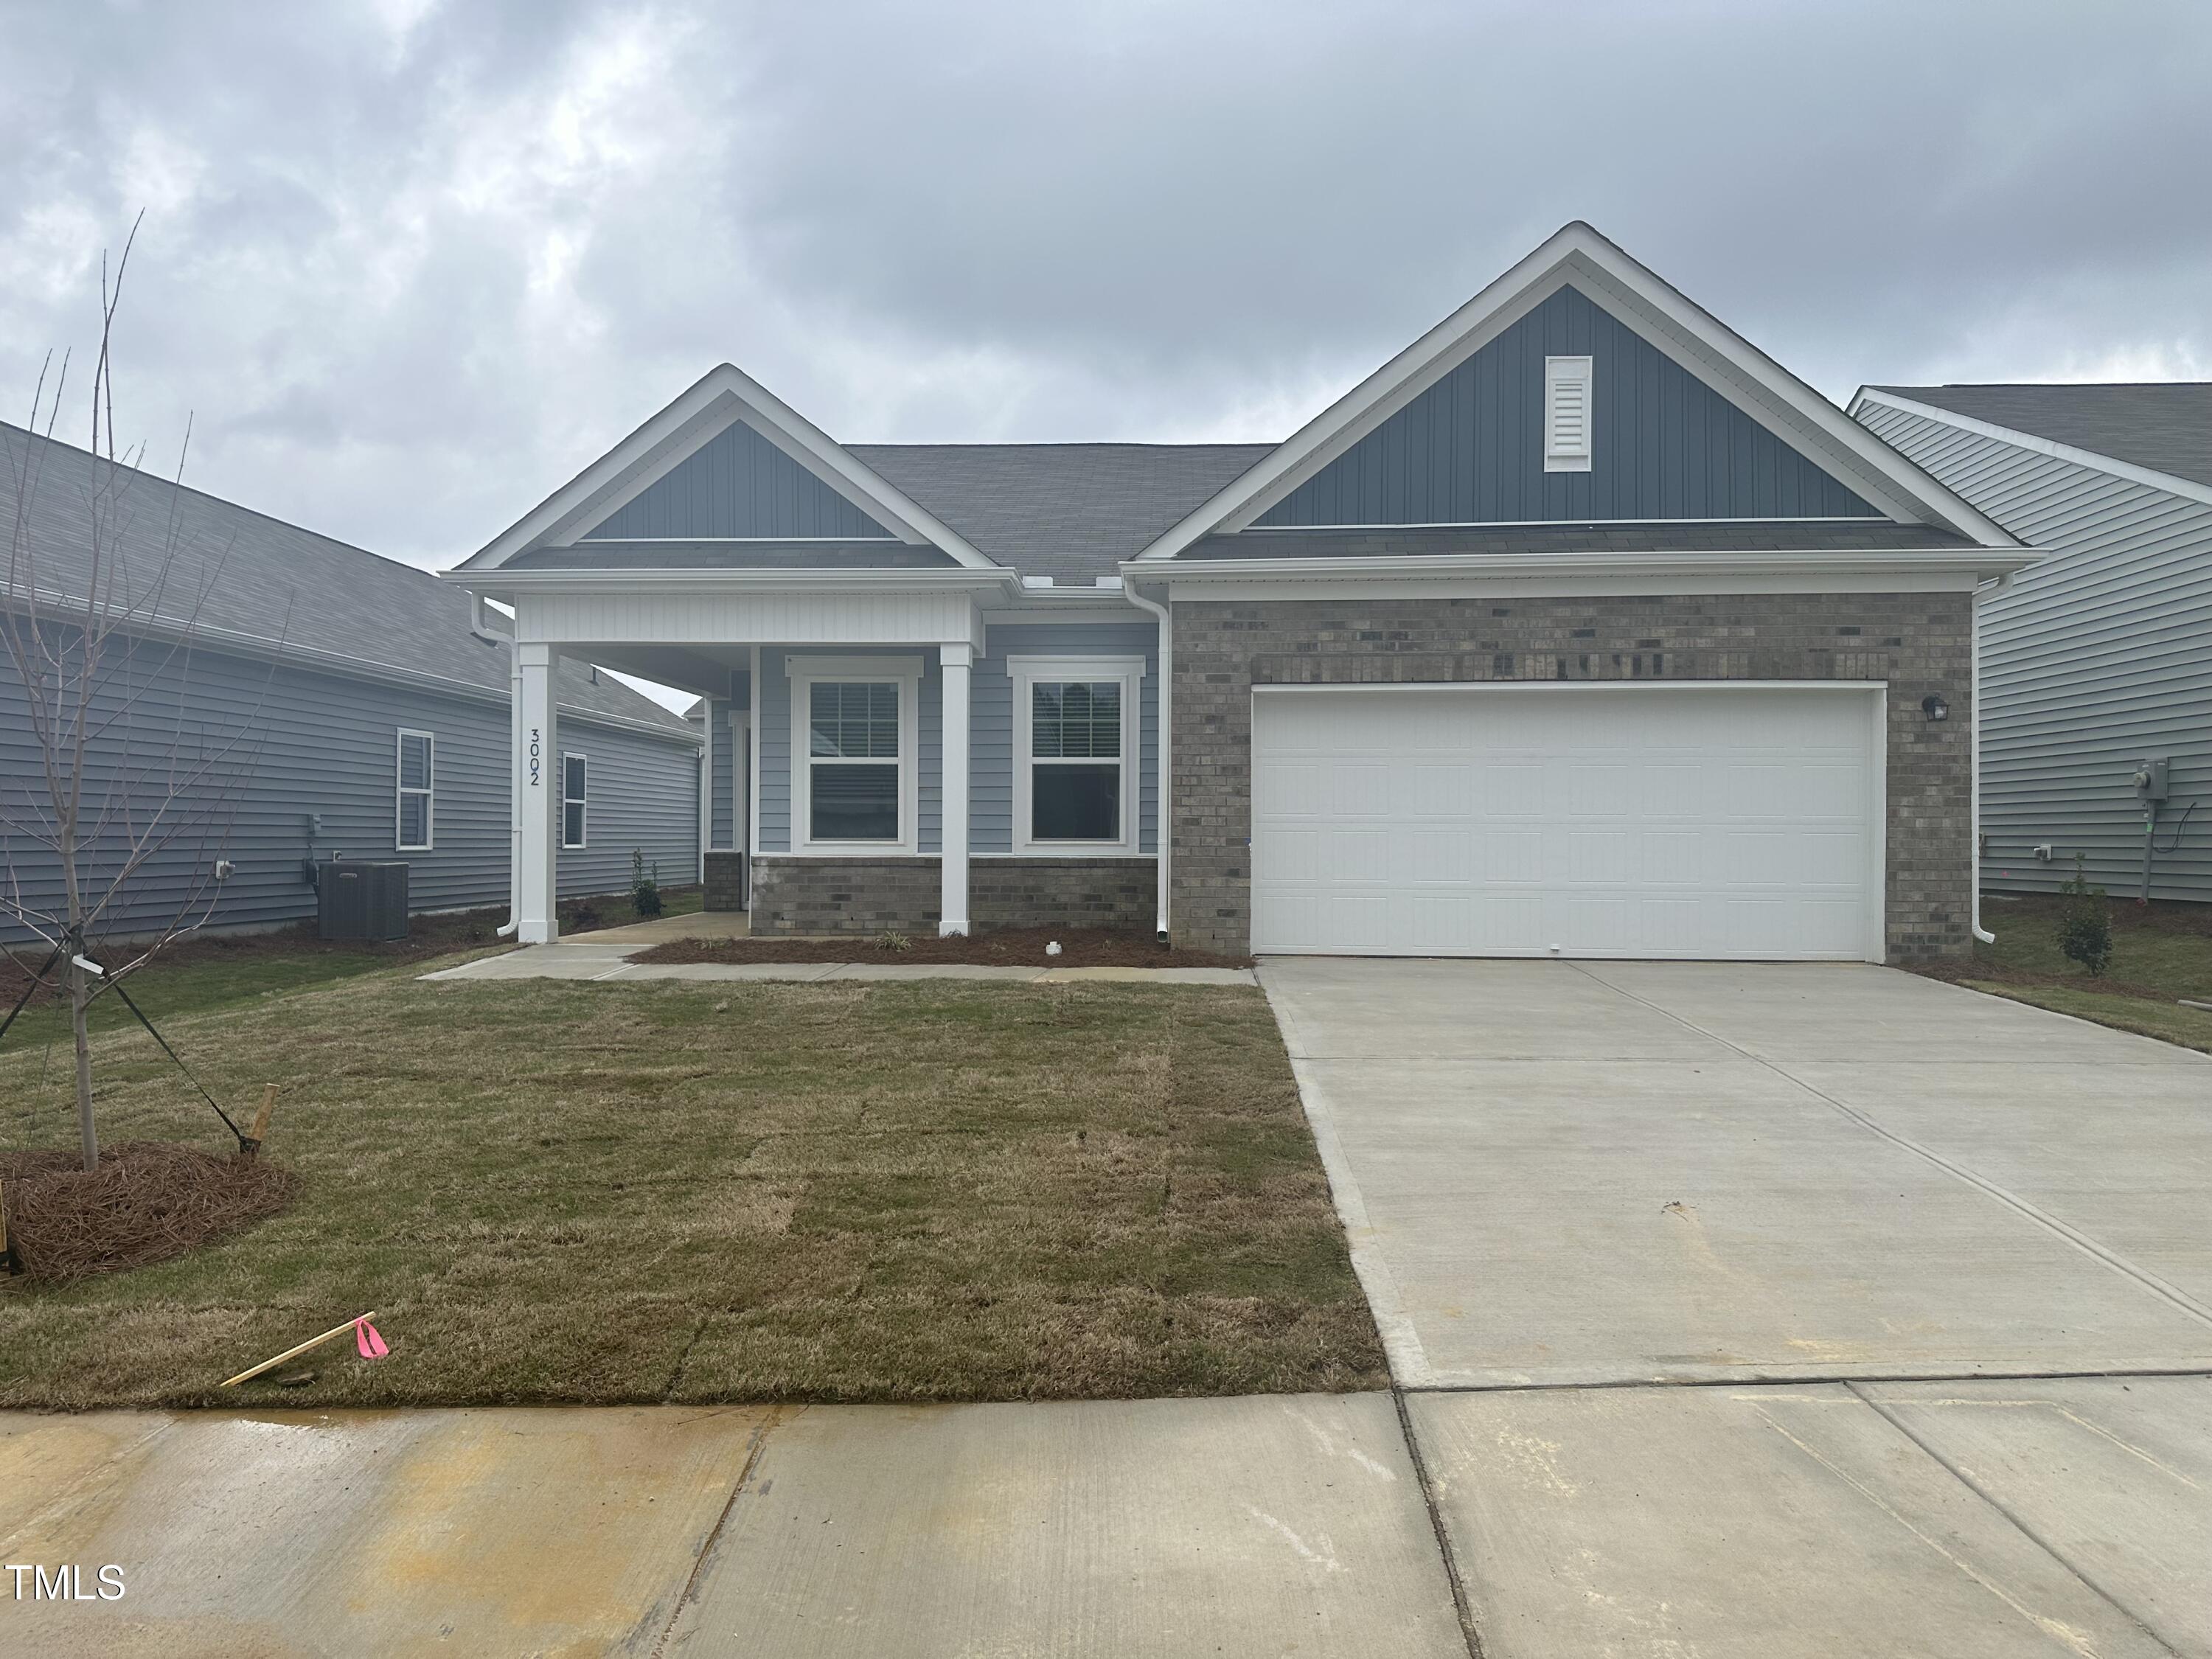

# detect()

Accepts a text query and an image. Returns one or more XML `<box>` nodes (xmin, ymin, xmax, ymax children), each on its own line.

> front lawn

<box><xmin>0</xmin><ymin>883</ymin><xmax>702</xmax><ymax>1051</ymax></box>
<box><xmin>1919</xmin><ymin>892</ymin><xmax>2212</xmax><ymax>1053</ymax></box>
<box><xmin>0</xmin><ymin>966</ymin><xmax>1383</xmax><ymax>1408</ymax></box>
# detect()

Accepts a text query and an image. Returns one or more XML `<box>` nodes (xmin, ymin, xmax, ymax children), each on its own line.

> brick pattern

<box><xmin>703</xmin><ymin>851</ymin><xmax>746</xmax><ymax>912</ymax></box>
<box><xmin>1170</xmin><ymin>594</ymin><xmax>1974</xmax><ymax>961</ymax></box>
<box><xmin>749</xmin><ymin>855</ymin><xmax>1157</xmax><ymax>936</ymax></box>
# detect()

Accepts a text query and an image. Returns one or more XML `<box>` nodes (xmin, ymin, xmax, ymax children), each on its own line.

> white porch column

<box><xmin>939</xmin><ymin>641</ymin><xmax>972</xmax><ymax>936</ymax></box>
<box><xmin>518</xmin><ymin>642</ymin><xmax>559</xmax><ymax>943</ymax></box>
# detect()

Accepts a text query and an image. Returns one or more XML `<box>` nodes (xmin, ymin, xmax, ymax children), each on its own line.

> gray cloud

<box><xmin>3</xmin><ymin>0</ymin><xmax>2208</xmax><ymax>574</ymax></box>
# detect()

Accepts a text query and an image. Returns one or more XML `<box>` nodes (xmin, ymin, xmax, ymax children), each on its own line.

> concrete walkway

<box><xmin>421</xmin><ymin>939</ymin><xmax>1255</xmax><ymax>986</ymax></box>
<box><xmin>0</xmin><ymin>1397</ymin><xmax>1465</xmax><ymax>1657</ymax></box>
<box><xmin>1265</xmin><ymin>957</ymin><xmax>2212</xmax><ymax>1656</ymax></box>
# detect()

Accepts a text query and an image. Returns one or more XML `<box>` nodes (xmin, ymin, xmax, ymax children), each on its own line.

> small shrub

<box><xmin>631</xmin><ymin>850</ymin><xmax>663</xmax><ymax>919</ymax></box>
<box><xmin>2056</xmin><ymin>854</ymin><xmax>2113</xmax><ymax>976</ymax></box>
<box><xmin>875</xmin><ymin>929</ymin><xmax>914</xmax><ymax>953</ymax></box>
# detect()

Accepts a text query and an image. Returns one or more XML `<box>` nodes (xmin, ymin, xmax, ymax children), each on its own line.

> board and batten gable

<box><xmin>581</xmin><ymin>418</ymin><xmax>898</xmax><ymax>541</ymax></box>
<box><xmin>0</xmin><ymin>635</ymin><xmax>702</xmax><ymax>941</ymax></box>
<box><xmin>1257</xmin><ymin>285</ymin><xmax>1884</xmax><ymax>528</ymax></box>
<box><xmin>1857</xmin><ymin>397</ymin><xmax>2212</xmax><ymax>901</ymax></box>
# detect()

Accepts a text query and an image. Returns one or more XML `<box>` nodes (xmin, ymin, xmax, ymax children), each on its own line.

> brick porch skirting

<box><xmin>749</xmin><ymin>856</ymin><xmax>1156</xmax><ymax>936</ymax></box>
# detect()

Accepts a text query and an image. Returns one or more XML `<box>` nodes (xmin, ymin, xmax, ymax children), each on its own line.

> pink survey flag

<box><xmin>355</xmin><ymin>1317</ymin><xmax>389</xmax><ymax>1360</ymax></box>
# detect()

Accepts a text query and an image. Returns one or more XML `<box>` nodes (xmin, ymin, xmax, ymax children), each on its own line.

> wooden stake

<box><xmin>220</xmin><ymin>1311</ymin><xmax>375</xmax><ymax>1388</ymax></box>
<box><xmin>240</xmin><ymin>1083</ymin><xmax>277</xmax><ymax>1159</ymax></box>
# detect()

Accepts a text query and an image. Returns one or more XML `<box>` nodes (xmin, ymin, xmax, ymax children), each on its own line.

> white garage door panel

<box><xmin>1251</xmin><ymin>687</ymin><xmax>1881</xmax><ymax>961</ymax></box>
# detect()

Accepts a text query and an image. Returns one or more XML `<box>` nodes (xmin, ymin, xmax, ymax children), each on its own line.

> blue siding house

<box><xmin>0</xmin><ymin>423</ymin><xmax>703</xmax><ymax>943</ymax></box>
<box><xmin>455</xmin><ymin>222</ymin><xmax>2029</xmax><ymax>962</ymax></box>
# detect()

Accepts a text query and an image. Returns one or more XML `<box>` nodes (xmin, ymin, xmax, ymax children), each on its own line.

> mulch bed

<box><xmin>0</xmin><ymin>1141</ymin><xmax>295</xmax><ymax>1282</ymax></box>
<box><xmin>633</xmin><ymin>925</ymin><xmax>1253</xmax><ymax>970</ymax></box>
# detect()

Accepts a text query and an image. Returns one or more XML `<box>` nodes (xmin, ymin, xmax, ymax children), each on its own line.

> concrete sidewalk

<box><xmin>420</xmin><ymin>941</ymin><xmax>1254</xmax><ymax>986</ymax></box>
<box><xmin>0</xmin><ymin>1396</ymin><xmax>1464</xmax><ymax>1658</ymax></box>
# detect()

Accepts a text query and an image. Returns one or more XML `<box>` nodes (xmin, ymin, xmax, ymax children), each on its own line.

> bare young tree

<box><xmin>0</xmin><ymin>222</ymin><xmax>274</xmax><ymax>1170</ymax></box>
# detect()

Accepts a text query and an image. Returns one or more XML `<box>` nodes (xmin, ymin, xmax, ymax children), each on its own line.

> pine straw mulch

<box><xmin>0</xmin><ymin>1141</ymin><xmax>295</xmax><ymax>1283</ymax></box>
<box><xmin>633</xmin><ymin>925</ymin><xmax>1253</xmax><ymax>970</ymax></box>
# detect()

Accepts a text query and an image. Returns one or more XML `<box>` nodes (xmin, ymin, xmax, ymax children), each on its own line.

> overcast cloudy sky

<box><xmin>5</xmin><ymin>0</ymin><xmax>2209</xmax><ymax>576</ymax></box>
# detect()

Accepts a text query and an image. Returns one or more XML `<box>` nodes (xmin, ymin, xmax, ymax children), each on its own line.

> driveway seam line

<box><xmin>1399</xmin><ymin>1364</ymin><xmax>2212</xmax><ymax>1394</ymax></box>
<box><xmin>1567</xmin><ymin>964</ymin><xmax>2212</xmax><ymax>1336</ymax></box>
<box><xmin>1393</xmin><ymin>1387</ymin><xmax>1489</xmax><ymax>1659</ymax></box>
<box><xmin>1846</xmin><ymin>1381</ymin><xmax>2188</xmax><ymax>1657</ymax></box>
<box><xmin>1258</xmin><ymin>966</ymin><xmax>1437</xmax><ymax>1388</ymax></box>
<box><xmin>648</xmin><ymin>1405</ymin><xmax>790</xmax><ymax>1659</ymax></box>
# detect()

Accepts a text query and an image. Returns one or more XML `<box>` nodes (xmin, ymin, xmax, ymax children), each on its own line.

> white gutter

<box><xmin>1122</xmin><ymin>582</ymin><xmax>1173</xmax><ymax>944</ymax></box>
<box><xmin>1127</xmin><ymin>547</ymin><xmax>2037</xmax><ymax>585</ymax></box>
<box><xmin>1970</xmin><ymin>572</ymin><xmax>2016</xmax><ymax>945</ymax></box>
<box><xmin>500</xmin><ymin>620</ymin><xmax>523</xmax><ymax>937</ymax></box>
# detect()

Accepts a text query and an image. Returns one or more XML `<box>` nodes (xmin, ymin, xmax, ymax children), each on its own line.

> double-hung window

<box><xmin>792</xmin><ymin>658</ymin><xmax>919</xmax><ymax>851</ymax></box>
<box><xmin>1011</xmin><ymin>657</ymin><xmax>1143</xmax><ymax>853</ymax></box>
<box><xmin>395</xmin><ymin>728</ymin><xmax>434</xmax><ymax>852</ymax></box>
<box><xmin>562</xmin><ymin>754</ymin><xmax>588</xmax><ymax>849</ymax></box>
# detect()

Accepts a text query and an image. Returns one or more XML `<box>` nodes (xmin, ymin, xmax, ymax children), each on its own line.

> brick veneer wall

<box><xmin>703</xmin><ymin>851</ymin><xmax>746</xmax><ymax>912</ymax></box>
<box><xmin>749</xmin><ymin>855</ymin><xmax>1156</xmax><ymax>936</ymax></box>
<box><xmin>1171</xmin><ymin>593</ymin><xmax>1974</xmax><ymax>961</ymax></box>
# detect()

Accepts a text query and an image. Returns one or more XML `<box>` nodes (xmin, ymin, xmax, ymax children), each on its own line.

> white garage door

<box><xmin>1250</xmin><ymin>685</ymin><xmax>1883</xmax><ymax>961</ymax></box>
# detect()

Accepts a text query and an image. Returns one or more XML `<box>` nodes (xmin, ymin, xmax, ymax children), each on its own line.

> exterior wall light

<box><xmin>1921</xmin><ymin>694</ymin><xmax>1950</xmax><ymax>722</ymax></box>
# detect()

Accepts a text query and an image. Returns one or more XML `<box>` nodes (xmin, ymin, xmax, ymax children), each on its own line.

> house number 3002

<box><xmin>528</xmin><ymin>728</ymin><xmax>541</xmax><ymax>786</ymax></box>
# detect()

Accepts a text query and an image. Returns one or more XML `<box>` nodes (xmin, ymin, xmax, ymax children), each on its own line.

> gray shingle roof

<box><xmin>849</xmin><ymin>442</ymin><xmax>1273</xmax><ymax>580</ymax></box>
<box><xmin>1868</xmin><ymin>383</ymin><xmax>2212</xmax><ymax>493</ymax></box>
<box><xmin>0</xmin><ymin>422</ymin><xmax>689</xmax><ymax>734</ymax></box>
<box><xmin>1186</xmin><ymin>521</ymin><xmax>1973</xmax><ymax>560</ymax></box>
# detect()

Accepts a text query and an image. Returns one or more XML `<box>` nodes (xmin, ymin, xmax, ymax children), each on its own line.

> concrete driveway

<box><xmin>1265</xmin><ymin>957</ymin><xmax>2212</xmax><ymax>1656</ymax></box>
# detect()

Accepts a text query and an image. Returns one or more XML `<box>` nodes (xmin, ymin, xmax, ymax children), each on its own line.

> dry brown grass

<box><xmin>0</xmin><ymin>964</ymin><xmax>1384</xmax><ymax>1408</ymax></box>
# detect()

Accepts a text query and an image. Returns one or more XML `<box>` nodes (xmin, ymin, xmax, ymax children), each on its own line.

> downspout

<box><xmin>492</xmin><ymin>596</ymin><xmax>522</xmax><ymax>938</ymax></box>
<box><xmin>1124</xmin><ymin>582</ymin><xmax>1172</xmax><ymax>944</ymax></box>
<box><xmin>1970</xmin><ymin>573</ymin><xmax>2013</xmax><ymax>945</ymax></box>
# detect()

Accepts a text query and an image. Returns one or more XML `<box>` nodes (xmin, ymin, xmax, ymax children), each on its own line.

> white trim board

<box><xmin>456</xmin><ymin>364</ymin><xmax>999</xmax><ymax>571</ymax></box>
<box><xmin>1133</xmin><ymin>221</ymin><xmax>2021</xmax><ymax>560</ymax></box>
<box><xmin>1848</xmin><ymin>387</ymin><xmax>2212</xmax><ymax>515</ymax></box>
<box><xmin>1006</xmin><ymin>654</ymin><xmax>1146</xmax><ymax>856</ymax></box>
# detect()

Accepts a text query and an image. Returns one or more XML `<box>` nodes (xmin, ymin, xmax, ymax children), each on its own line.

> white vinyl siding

<box><xmin>562</xmin><ymin>752</ymin><xmax>588</xmax><ymax>849</ymax></box>
<box><xmin>395</xmin><ymin>728</ymin><xmax>434</xmax><ymax>851</ymax></box>
<box><xmin>1250</xmin><ymin>684</ymin><xmax>1884</xmax><ymax>961</ymax></box>
<box><xmin>1543</xmin><ymin>355</ymin><xmax>1593</xmax><ymax>472</ymax></box>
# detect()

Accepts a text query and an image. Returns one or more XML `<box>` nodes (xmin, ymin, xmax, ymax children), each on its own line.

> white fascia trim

<box><xmin>1125</xmin><ymin>547</ymin><xmax>2035</xmax><ymax>584</ymax></box>
<box><xmin>457</xmin><ymin>363</ymin><xmax>999</xmax><ymax>571</ymax></box>
<box><xmin>1848</xmin><ymin>388</ymin><xmax>2212</xmax><ymax>514</ymax></box>
<box><xmin>1235</xmin><ymin>515</ymin><xmax>1895</xmax><ymax>532</ymax></box>
<box><xmin>446</xmin><ymin>568</ymin><xmax>1017</xmax><ymax>597</ymax></box>
<box><xmin>1133</xmin><ymin>222</ymin><xmax>2022</xmax><ymax>560</ymax></box>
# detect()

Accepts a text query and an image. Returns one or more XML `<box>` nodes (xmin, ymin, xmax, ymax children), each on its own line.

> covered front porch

<box><xmin>493</xmin><ymin>568</ymin><xmax>1166</xmax><ymax>947</ymax></box>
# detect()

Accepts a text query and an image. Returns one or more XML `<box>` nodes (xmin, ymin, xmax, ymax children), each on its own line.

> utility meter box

<box><xmin>2133</xmin><ymin>757</ymin><xmax>2172</xmax><ymax>804</ymax></box>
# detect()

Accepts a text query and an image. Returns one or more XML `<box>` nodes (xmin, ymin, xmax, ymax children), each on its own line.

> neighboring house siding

<box><xmin>1857</xmin><ymin>401</ymin><xmax>2212</xmax><ymax>901</ymax></box>
<box><xmin>582</xmin><ymin>420</ymin><xmax>896</xmax><ymax>540</ymax></box>
<box><xmin>0</xmin><ymin>632</ymin><xmax>700</xmax><ymax>940</ymax></box>
<box><xmin>1259</xmin><ymin>284</ymin><xmax>1881</xmax><ymax>526</ymax></box>
<box><xmin>551</xmin><ymin>722</ymin><xmax>700</xmax><ymax>896</ymax></box>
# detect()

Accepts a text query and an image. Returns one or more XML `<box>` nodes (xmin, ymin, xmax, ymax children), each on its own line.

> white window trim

<box><xmin>1544</xmin><ymin>354</ymin><xmax>1593</xmax><ymax>473</ymax></box>
<box><xmin>561</xmin><ymin>751</ymin><xmax>588</xmax><ymax>850</ymax></box>
<box><xmin>395</xmin><ymin>728</ymin><xmax>434</xmax><ymax>852</ymax></box>
<box><xmin>790</xmin><ymin>655</ymin><xmax>922</xmax><ymax>855</ymax></box>
<box><xmin>1009</xmin><ymin>655</ymin><xmax>1144</xmax><ymax>856</ymax></box>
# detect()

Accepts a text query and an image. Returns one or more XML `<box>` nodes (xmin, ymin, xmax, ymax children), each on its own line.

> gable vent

<box><xmin>1544</xmin><ymin>355</ymin><xmax>1593</xmax><ymax>473</ymax></box>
